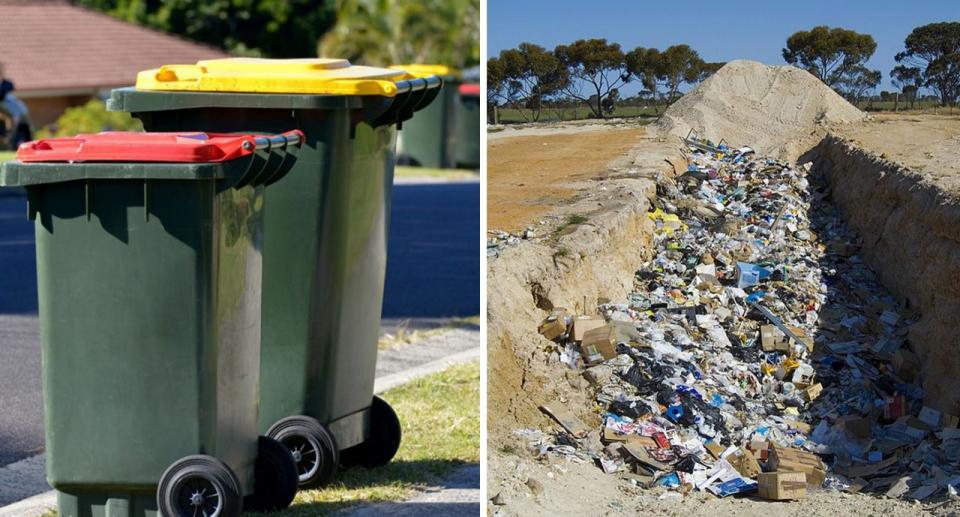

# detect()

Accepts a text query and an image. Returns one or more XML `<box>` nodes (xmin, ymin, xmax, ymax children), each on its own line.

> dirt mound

<box><xmin>657</xmin><ymin>60</ymin><xmax>866</xmax><ymax>160</ymax></box>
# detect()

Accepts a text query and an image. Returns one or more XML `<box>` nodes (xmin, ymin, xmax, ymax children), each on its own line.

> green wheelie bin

<box><xmin>393</xmin><ymin>64</ymin><xmax>461</xmax><ymax>168</ymax></box>
<box><xmin>456</xmin><ymin>82</ymin><xmax>480</xmax><ymax>169</ymax></box>
<box><xmin>107</xmin><ymin>58</ymin><xmax>441</xmax><ymax>489</ymax></box>
<box><xmin>1</xmin><ymin>130</ymin><xmax>304</xmax><ymax>517</ymax></box>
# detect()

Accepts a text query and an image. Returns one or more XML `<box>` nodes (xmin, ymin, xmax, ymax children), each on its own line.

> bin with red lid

<box><xmin>0</xmin><ymin>130</ymin><xmax>304</xmax><ymax>517</ymax></box>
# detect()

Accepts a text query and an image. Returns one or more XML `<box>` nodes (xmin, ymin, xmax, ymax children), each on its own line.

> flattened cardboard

<box><xmin>539</xmin><ymin>404</ymin><xmax>589</xmax><ymax>438</ymax></box>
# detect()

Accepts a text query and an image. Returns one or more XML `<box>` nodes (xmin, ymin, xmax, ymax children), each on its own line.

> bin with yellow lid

<box><xmin>389</xmin><ymin>64</ymin><xmax>462</xmax><ymax>169</ymax></box>
<box><xmin>108</xmin><ymin>58</ymin><xmax>441</xmax><ymax>490</ymax></box>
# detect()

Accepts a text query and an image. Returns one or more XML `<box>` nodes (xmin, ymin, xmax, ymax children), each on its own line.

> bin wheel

<box><xmin>341</xmin><ymin>396</ymin><xmax>402</xmax><ymax>468</ymax></box>
<box><xmin>242</xmin><ymin>436</ymin><xmax>299</xmax><ymax>512</ymax></box>
<box><xmin>157</xmin><ymin>455</ymin><xmax>242</xmax><ymax>517</ymax></box>
<box><xmin>266</xmin><ymin>415</ymin><xmax>339</xmax><ymax>489</ymax></box>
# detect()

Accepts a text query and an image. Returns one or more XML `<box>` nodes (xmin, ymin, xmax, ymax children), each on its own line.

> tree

<box><xmin>76</xmin><ymin>0</ymin><xmax>336</xmax><ymax>58</ymax></box>
<box><xmin>895</xmin><ymin>22</ymin><xmax>960</xmax><ymax>106</ymax></box>
<box><xmin>924</xmin><ymin>53</ymin><xmax>960</xmax><ymax>108</ymax></box>
<box><xmin>319</xmin><ymin>0</ymin><xmax>480</xmax><ymax>68</ymax></box>
<box><xmin>656</xmin><ymin>45</ymin><xmax>706</xmax><ymax>102</ymax></box>
<box><xmin>487</xmin><ymin>57</ymin><xmax>506</xmax><ymax>124</ymax></box>
<box><xmin>891</xmin><ymin>65</ymin><xmax>923</xmax><ymax>109</ymax></box>
<box><xmin>782</xmin><ymin>26</ymin><xmax>877</xmax><ymax>89</ymax></box>
<box><xmin>697</xmin><ymin>61</ymin><xmax>726</xmax><ymax>82</ymax></box>
<box><xmin>625</xmin><ymin>47</ymin><xmax>663</xmax><ymax>112</ymax></box>
<box><xmin>554</xmin><ymin>39</ymin><xmax>630</xmax><ymax>118</ymax></box>
<box><xmin>496</xmin><ymin>43</ymin><xmax>565</xmax><ymax>122</ymax></box>
<box><xmin>838</xmin><ymin>66</ymin><xmax>881</xmax><ymax>104</ymax></box>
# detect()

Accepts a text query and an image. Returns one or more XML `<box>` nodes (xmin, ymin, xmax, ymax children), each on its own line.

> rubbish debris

<box><xmin>522</xmin><ymin>136</ymin><xmax>960</xmax><ymax>503</ymax></box>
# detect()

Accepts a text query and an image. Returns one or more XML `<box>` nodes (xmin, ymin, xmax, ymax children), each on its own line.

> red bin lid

<box><xmin>16</xmin><ymin>132</ymin><xmax>265</xmax><ymax>163</ymax></box>
<box><xmin>459</xmin><ymin>83</ymin><xmax>480</xmax><ymax>96</ymax></box>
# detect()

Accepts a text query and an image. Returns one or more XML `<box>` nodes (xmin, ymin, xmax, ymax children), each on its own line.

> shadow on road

<box><xmin>383</xmin><ymin>182</ymin><xmax>480</xmax><ymax>319</ymax></box>
<box><xmin>0</xmin><ymin>193</ymin><xmax>37</xmax><ymax>315</ymax></box>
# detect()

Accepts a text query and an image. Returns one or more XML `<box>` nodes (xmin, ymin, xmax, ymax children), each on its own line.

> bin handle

<box><xmin>245</xmin><ymin>132</ymin><xmax>303</xmax><ymax>151</ymax></box>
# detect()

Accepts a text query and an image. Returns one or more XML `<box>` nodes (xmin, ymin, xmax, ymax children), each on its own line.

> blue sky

<box><xmin>488</xmin><ymin>0</ymin><xmax>959</xmax><ymax>93</ymax></box>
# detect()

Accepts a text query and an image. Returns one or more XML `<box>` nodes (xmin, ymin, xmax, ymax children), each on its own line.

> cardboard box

<box><xmin>766</xmin><ymin>446</ymin><xmax>826</xmax><ymax>487</ymax></box>
<box><xmin>758</xmin><ymin>471</ymin><xmax>807</xmax><ymax>500</ymax></box>
<box><xmin>571</xmin><ymin>317</ymin><xmax>606</xmax><ymax>342</ymax></box>
<box><xmin>538</xmin><ymin>312</ymin><xmax>568</xmax><ymax>341</ymax></box>
<box><xmin>580</xmin><ymin>325</ymin><xmax>618</xmax><ymax>365</ymax></box>
<box><xmin>804</xmin><ymin>383</ymin><xmax>823</xmax><ymax>401</ymax></box>
<box><xmin>836</xmin><ymin>415</ymin><xmax>872</xmax><ymax>439</ymax></box>
<box><xmin>785</xmin><ymin>418</ymin><xmax>811</xmax><ymax>434</ymax></box>
<box><xmin>892</xmin><ymin>348</ymin><xmax>920</xmax><ymax>382</ymax></box>
<box><xmin>727</xmin><ymin>447</ymin><xmax>761</xmax><ymax>478</ymax></box>
<box><xmin>760</xmin><ymin>325</ymin><xmax>788</xmax><ymax>352</ymax></box>
<box><xmin>705</xmin><ymin>441</ymin><xmax>725</xmax><ymax>460</ymax></box>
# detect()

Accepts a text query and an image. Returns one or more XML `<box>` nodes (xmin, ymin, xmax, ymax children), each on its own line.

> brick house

<box><xmin>0</xmin><ymin>0</ymin><xmax>229</xmax><ymax>128</ymax></box>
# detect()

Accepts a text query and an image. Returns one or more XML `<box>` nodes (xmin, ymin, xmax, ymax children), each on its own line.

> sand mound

<box><xmin>657</xmin><ymin>60</ymin><xmax>866</xmax><ymax>160</ymax></box>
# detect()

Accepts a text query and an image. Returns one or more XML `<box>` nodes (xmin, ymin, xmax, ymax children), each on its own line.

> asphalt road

<box><xmin>0</xmin><ymin>180</ymin><xmax>480</xmax><ymax>468</ymax></box>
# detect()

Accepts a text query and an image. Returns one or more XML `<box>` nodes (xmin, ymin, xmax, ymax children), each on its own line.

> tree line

<box><xmin>489</xmin><ymin>21</ymin><xmax>960</xmax><ymax>123</ymax></box>
<box><xmin>487</xmin><ymin>39</ymin><xmax>722</xmax><ymax>122</ymax></box>
<box><xmin>74</xmin><ymin>0</ymin><xmax>480</xmax><ymax>68</ymax></box>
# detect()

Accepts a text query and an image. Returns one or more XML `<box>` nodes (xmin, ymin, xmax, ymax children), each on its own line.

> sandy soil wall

<box><xmin>812</xmin><ymin>135</ymin><xmax>960</xmax><ymax>414</ymax></box>
<box><xmin>487</xmin><ymin>143</ymin><xmax>686</xmax><ymax>436</ymax></box>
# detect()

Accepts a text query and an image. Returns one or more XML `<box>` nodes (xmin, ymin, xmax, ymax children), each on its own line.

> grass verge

<box><xmin>264</xmin><ymin>361</ymin><xmax>480</xmax><ymax>516</ymax></box>
<box><xmin>395</xmin><ymin>165</ymin><xmax>479</xmax><ymax>180</ymax></box>
<box><xmin>33</xmin><ymin>362</ymin><xmax>479</xmax><ymax>517</ymax></box>
<box><xmin>378</xmin><ymin>315</ymin><xmax>480</xmax><ymax>350</ymax></box>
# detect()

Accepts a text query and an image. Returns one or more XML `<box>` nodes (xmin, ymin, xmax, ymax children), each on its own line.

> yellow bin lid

<box><xmin>390</xmin><ymin>64</ymin><xmax>460</xmax><ymax>79</ymax></box>
<box><xmin>136</xmin><ymin>58</ymin><xmax>410</xmax><ymax>96</ymax></box>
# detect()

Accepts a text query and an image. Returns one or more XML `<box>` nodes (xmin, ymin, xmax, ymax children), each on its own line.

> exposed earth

<box><xmin>486</xmin><ymin>59</ymin><xmax>960</xmax><ymax>516</ymax></box>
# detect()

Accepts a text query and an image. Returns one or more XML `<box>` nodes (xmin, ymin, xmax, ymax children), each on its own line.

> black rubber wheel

<box><xmin>266</xmin><ymin>415</ymin><xmax>339</xmax><ymax>489</ymax></box>
<box><xmin>242</xmin><ymin>436</ymin><xmax>299</xmax><ymax>512</ymax></box>
<box><xmin>157</xmin><ymin>455</ymin><xmax>242</xmax><ymax>517</ymax></box>
<box><xmin>340</xmin><ymin>396</ymin><xmax>402</xmax><ymax>468</ymax></box>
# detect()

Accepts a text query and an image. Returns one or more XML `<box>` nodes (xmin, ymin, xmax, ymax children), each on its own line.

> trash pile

<box><xmin>531</xmin><ymin>136</ymin><xmax>960</xmax><ymax>502</ymax></box>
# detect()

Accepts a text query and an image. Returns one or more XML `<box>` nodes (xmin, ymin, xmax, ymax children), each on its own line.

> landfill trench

<box><xmin>489</xmin><ymin>135</ymin><xmax>960</xmax><ymax>515</ymax></box>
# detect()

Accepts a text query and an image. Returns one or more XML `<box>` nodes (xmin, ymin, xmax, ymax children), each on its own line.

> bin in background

<box><xmin>109</xmin><ymin>58</ymin><xmax>441</xmax><ymax>490</ymax></box>
<box><xmin>456</xmin><ymin>82</ymin><xmax>480</xmax><ymax>169</ymax></box>
<box><xmin>392</xmin><ymin>64</ymin><xmax>461</xmax><ymax>169</ymax></box>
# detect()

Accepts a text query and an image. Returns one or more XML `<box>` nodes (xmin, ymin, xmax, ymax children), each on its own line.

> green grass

<box><xmin>34</xmin><ymin>362</ymin><xmax>479</xmax><ymax>517</ymax></box>
<box><xmin>266</xmin><ymin>361</ymin><xmax>480</xmax><ymax>516</ymax></box>
<box><xmin>854</xmin><ymin>100</ymin><xmax>945</xmax><ymax>112</ymax></box>
<box><xmin>495</xmin><ymin>100</ymin><xmax>956</xmax><ymax>123</ymax></box>
<box><xmin>553</xmin><ymin>213</ymin><xmax>589</xmax><ymax>238</ymax></box>
<box><xmin>496</xmin><ymin>105</ymin><xmax>664</xmax><ymax>124</ymax></box>
<box><xmin>378</xmin><ymin>315</ymin><xmax>480</xmax><ymax>350</ymax></box>
<box><xmin>394</xmin><ymin>165</ymin><xmax>479</xmax><ymax>180</ymax></box>
<box><xmin>0</xmin><ymin>151</ymin><xmax>15</xmax><ymax>162</ymax></box>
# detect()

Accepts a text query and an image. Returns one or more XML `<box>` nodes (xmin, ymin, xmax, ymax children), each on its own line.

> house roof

<box><xmin>0</xmin><ymin>0</ymin><xmax>229</xmax><ymax>96</ymax></box>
